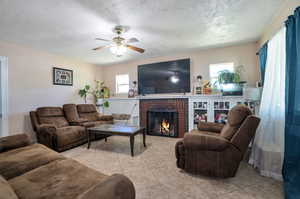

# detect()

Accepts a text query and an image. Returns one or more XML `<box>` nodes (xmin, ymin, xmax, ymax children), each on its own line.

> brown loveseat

<box><xmin>63</xmin><ymin>104</ymin><xmax>113</xmax><ymax>128</ymax></box>
<box><xmin>0</xmin><ymin>134</ymin><xmax>135</xmax><ymax>199</ymax></box>
<box><xmin>175</xmin><ymin>105</ymin><xmax>260</xmax><ymax>178</ymax></box>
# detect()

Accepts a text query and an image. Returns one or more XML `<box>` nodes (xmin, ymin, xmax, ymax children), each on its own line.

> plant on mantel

<box><xmin>94</xmin><ymin>80</ymin><xmax>109</xmax><ymax>108</ymax></box>
<box><xmin>216</xmin><ymin>65</ymin><xmax>246</xmax><ymax>85</ymax></box>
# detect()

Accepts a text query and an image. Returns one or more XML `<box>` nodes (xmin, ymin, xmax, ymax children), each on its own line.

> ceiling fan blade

<box><xmin>95</xmin><ymin>38</ymin><xmax>110</xmax><ymax>42</ymax></box>
<box><xmin>127</xmin><ymin>37</ymin><xmax>139</xmax><ymax>43</ymax></box>
<box><xmin>92</xmin><ymin>46</ymin><xmax>106</xmax><ymax>51</ymax></box>
<box><xmin>126</xmin><ymin>44</ymin><xmax>145</xmax><ymax>53</ymax></box>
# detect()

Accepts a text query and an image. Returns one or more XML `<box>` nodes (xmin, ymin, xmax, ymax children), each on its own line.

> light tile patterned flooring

<box><xmin>62</xmin><ymin>135</ymin><xmax>283</xmax><ymax>199</ymax></box>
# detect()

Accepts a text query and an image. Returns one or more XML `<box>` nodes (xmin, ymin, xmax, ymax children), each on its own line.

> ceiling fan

<box><xmin>93</xmin><ymin>25</ymin><xmax>145</xmax><ymax>57</ymax></box>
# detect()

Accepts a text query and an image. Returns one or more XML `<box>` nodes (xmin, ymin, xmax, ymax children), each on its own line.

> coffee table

<box><xmin>87</xmin><ymin>124</ymin><xmax>146</xmax><ymax>157</ymax></box>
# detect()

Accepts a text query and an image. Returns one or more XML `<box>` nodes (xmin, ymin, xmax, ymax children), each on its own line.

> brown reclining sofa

<box><xmin>30</xmin><ymin>104</ymin><xmax>113</xmax><ymax>152</ymax></box>
<box><xmin>0</xmin><ymin>134</ymin><xmax>135</xmax><ymax>199</ymax></box>
<box><xmin>175</xmin><ymin>105</ymin><xmax>260</xmax><ymax>178</ymax></box>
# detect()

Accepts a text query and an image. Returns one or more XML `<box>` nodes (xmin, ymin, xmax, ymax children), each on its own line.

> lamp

<box><xmin>110</xmin><ymin>43</ymin><xmax>127</xmax><ymax>57</ymax></box>
<box><xmin>243</xmin><ymin>87</ymin><xmax>262</xmax><ymax>101</ymax></box>
<box><xmin>243</xmin><ymin>87</ymin><xmax>262</xmax><ymax>115</ymax></box>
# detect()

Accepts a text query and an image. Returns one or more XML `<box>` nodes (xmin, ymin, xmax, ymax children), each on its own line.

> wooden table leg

<box><xmin>143</xmin><ymin>129</ymin><xmax>146</xmax><ymax>147</ymax></box>
<box><xmin>130</xmin><ymin>135</ymin><xmax>135</xmax><ymax>157</ymax></box>
<box><xmin>87</xmin><ymin>131</ymin><xmax>91</xmax><ymax>149</ymax></box>
<box><xmin>105</xmin><ymin>137</ymin><xmax>107</xmax><ymax>142</ymax></box>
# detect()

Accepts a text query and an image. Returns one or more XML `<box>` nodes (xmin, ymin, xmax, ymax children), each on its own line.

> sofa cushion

<box><xmin>37</xmin><ymin>107</ymin><xmax>69</xmax><ymax>128</ymax></box>
<box><xmin>184</xmin><ymin>132</ymin><xmax>230</xmax><ymax>151</ymax></box>
<box><xmin>9</xmin><ymin>159</ymin><xmax>107</xmax><ymax>199</ymax></box>
<box><xmin>63</xmin><ymin>104</ymin><xmax>80</xmax><ymax>122</ymax></box>
<box><xmin>197</xmin><ymin>121</ymin><xmax>224</xmax><ymax>133</ymax></box>
<box><xmin>0</xmin><ymin>144</ymin><xmax>65</xmax><ymax>180</ymax></box>
<box><xmin>55</xmin><ymin>126</ymin><xmax>86</xmax><ymax>148</ymax></box>
<box><xmin>0</xmin><ymin>134</ymin><xmax>32</xmax><ymax>153</ymax></box>
<box><xmin>98</xmin><ymin>115</ymin><xmax>114</xmax><ymax>121</ymax></box>
<box><xmin>0</xmin><ymin>175</ymin><xmax>18</xmax><ymax>199</ymax></box>
<box><xmin>112</xmin><ymin>114</ymin><xmax>131</xmax><ymax>120</ymax></box>
<box><xmin>38</xmin><ymin>116</ymin><xmax>69</xmax><ymax>128</ymax></box>
<box><xmin>82</xmin><ymin>121</ymin><xmax>113</xmax><ymax>128</ymax></box>
<box><xmin>189</xmin><ymin>129</ymin><xmax>220</xmax><ymax>137</ymax></box>
<box><xmin>79</xmin><ymin>112</ymin><xmax>99</xmax><ymax>122</ymax></box>
<box><xmin>77</xmin><ymin>104</ymin><xmax>97</xmax><ymax>113</ymax></box>
<box><xmin>220</xmin><ymin>124</ymin><xmax>239</xmax><ymax>140</ymax></box>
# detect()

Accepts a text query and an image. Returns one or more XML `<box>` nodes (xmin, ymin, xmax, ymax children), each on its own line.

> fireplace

<box><xmin>140</xmin><ymin>99</ymin><xmax>188</xmax><ymax>138</ymax></box>
<box><xmin>147</xmin><ymin>109</ymin><xmax>178</xmax><ymax>137</ymax></box>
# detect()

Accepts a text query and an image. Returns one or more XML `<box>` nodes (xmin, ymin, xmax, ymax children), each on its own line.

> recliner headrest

<box><xmin>77</xmin><ymin>104</ymin><xmax>97</xmax><ymax>113</ymax></box>
<box><xmin>227</xmin><ymin>105</ymin><xmax>252</xmax><ymax>126</ymax></box>
<box><xmin>37</xmin><ymin>107</ymin><xmax>64</xmax><ymax>117</ymax></box>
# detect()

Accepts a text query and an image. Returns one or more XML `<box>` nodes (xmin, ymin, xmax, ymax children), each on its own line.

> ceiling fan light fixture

<box><xmin>110</xmin><ymin>43</ymin><xmax>127</xmax><ymax>57</ymax></box>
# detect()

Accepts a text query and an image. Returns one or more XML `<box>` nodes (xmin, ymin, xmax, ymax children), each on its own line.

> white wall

<box><xmin>0</xmin><ymin>41</ymin><xmax>102</xmax><ymax>137</ymax></box>
<box><xmin>259</xmin><ymin>0</ymin><xmax>300</xmax><ymax>46</ymax></box>
<box><xmin>100</xmin><ymin>42</ymin><xmax>259</xmax><ymax>96</ymax></box>
<box><xmin>0</xmin><ymin>61</ymin><xmax>2</xmax><ymax>115</ymax></box>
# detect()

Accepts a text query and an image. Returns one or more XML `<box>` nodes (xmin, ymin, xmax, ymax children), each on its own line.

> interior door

<box><xmin>0</xmin><ymin>60</ymin><xmax>2</xmax><ymax>135</ymax></box>
<box><xmin>0</xmin><ymin>57</ymin><xmax>8</xmax><ymax>137</ymax></box>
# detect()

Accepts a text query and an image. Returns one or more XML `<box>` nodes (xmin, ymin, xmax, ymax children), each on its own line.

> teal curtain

<box><xmin>258</xmin><ymin>43</ymin><xmax>268</xmax><ymax>85</ymax></box>
<box><xmin>283</xmin><ymin>6</ymin><xmax>300</xmax><ymax>199</ymax></box>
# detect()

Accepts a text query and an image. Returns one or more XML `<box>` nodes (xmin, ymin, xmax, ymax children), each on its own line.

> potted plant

<box><xmin>94</xmin><ymin>80</ymin><xmax>109</xmax><ymax>108</ymax></box>
<box><xmin>78</xmin><ymin>85</ymin><xmax>91</xmax><ymax>103</ymax></box>
<box><xmin>216</xmin><ymin>66</ymin><xmax>246</xmax><ymax>95</ymax></box>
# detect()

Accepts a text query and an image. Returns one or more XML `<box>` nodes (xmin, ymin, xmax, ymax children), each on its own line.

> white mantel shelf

<box><xmin>107</xmin><ymin>94</ymin><xmax>246</xmax><ymax>100</ymax></box>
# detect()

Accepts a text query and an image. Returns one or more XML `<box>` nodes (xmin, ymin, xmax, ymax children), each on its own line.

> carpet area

<box><xmin>62</xmin><ymin>135</ymin><xmax>283</xmax><ymax>199</ymax></box>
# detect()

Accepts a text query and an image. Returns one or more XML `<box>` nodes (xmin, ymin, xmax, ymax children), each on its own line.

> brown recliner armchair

<box><xmin>30</xmin><ymin>107</ymin><xmax>87</xmax><ymax>152</ymax></box>
<box><xmin>175</xmin><ymin>105</ymin><xmax>260</xmax><ymax>178</ymax></box>
<box><xmin>63</xmin><ymin>104</ymin><xmax>113</xmax><ymax>128</ymax></box>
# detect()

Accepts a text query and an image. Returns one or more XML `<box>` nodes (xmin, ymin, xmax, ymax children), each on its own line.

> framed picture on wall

<box><xmin>53</xmin><ymin>67</ymin><xmax>73</xmax><ymax>86</ymax></box>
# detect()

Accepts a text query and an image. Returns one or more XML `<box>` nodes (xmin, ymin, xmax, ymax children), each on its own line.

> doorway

<box><xmin>0</xmin><ymin>57</ymin><xmax>8</xmax><ymax>137</ymax></box>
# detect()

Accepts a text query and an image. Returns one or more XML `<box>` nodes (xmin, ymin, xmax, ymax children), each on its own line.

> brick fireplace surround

<box><xmin>140</xmin><ymin>98</ymin><xmax>188</xmax><ymax>138</ymax></box>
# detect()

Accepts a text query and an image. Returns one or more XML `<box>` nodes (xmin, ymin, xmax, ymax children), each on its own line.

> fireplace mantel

<box><xmin>106</xmin><ymin>94</ymin><xmax>242</xmax><ymax>100</ymax></box>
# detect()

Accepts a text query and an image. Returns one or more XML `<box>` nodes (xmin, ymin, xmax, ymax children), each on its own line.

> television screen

<box><xmin>138</xmin><ymin>59</ymin><xmax>190</xmax><ymax>94</ymax></box>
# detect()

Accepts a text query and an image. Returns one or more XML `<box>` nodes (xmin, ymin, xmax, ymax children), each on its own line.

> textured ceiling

<box><xmin>0</xmin><ymin>0</ymin><xmax>284</xmax><ymax>65</ymax></box>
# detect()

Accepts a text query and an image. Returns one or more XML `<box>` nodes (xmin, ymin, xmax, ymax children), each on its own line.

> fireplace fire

<box><xmin>160</xmin><ymin>119</ymin><xmax>170</xmax><ymax>134</ymax></box>
<box><xmin>147</xmin><ymin>109</ymin><xmax>178</xmax><ymax>137</ymax></box>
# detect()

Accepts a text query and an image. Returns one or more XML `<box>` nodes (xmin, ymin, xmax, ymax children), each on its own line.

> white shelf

<box><xmin>108</xmin><ymin>94</ymin><xmax>244</xmax><ymax>101</ymax></box>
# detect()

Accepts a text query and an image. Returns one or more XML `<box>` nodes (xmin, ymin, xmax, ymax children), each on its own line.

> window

<box><xmin>116</xmin><ymin>74</ymin><xmax>129</xmax><ymax>94</ymax></box>
<box><xmin>209</xmin><ymin>62</ymin><xmax>234</xmax><ymax>85</ymax></box>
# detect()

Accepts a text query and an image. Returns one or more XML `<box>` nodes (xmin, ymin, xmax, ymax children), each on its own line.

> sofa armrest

<box><xmin>197</xmin><ymin>122</ymin><xmax>224</xmax><ymax>133</ymax></box>
<box><xmin>0</xmin><ymin>134</ymin><xmax>32</xmax><ymax>153</ymax></box>
<box><xmin>97</xmin><ymin>114</ymin><xmax>114</xmax><ymax>121</ymax></box>
<box><xmin>0</xmin><ymin>175</ymin><xmax>19</xmax><ymax>199</ymax></box>
<box><xmin>38</xmin><ymin>124</ymin><xmax>57</xmax><ymax>133</ymax></box>
<box><xmin>112</xmin><ymin>114</ymin><xmax>131</xmax><ymax>120</ymax></box>
<box><xmin>77</xmin><ymin>174</ymin><xmax>135</xmax><ymax>199</ymax></box>
<box><xmin>184</xmin><ymin>133</ymin><xmax>231</xmax><ymax>151</ymax></box>
<box><xmin>69</xmin><ymin>118</ymin><xmax>89</xmax><ymax>126</ymax></box>
<box><xmin>36</xmin><ymin>124</ymin><xmax>58</xmax><ymax>149</ymax></box>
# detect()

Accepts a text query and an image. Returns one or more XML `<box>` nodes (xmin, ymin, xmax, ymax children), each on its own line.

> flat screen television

<box><xmin>138</xmin><ymin>58</ymin><xmax>190</xmax><ymax>95</ymax></box>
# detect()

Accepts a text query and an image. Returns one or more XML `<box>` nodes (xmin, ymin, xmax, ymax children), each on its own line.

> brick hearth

<box><xmin>139</xmin><ymin>98</ymin><xmax>188</xmax><ymax>138</ymax></box>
